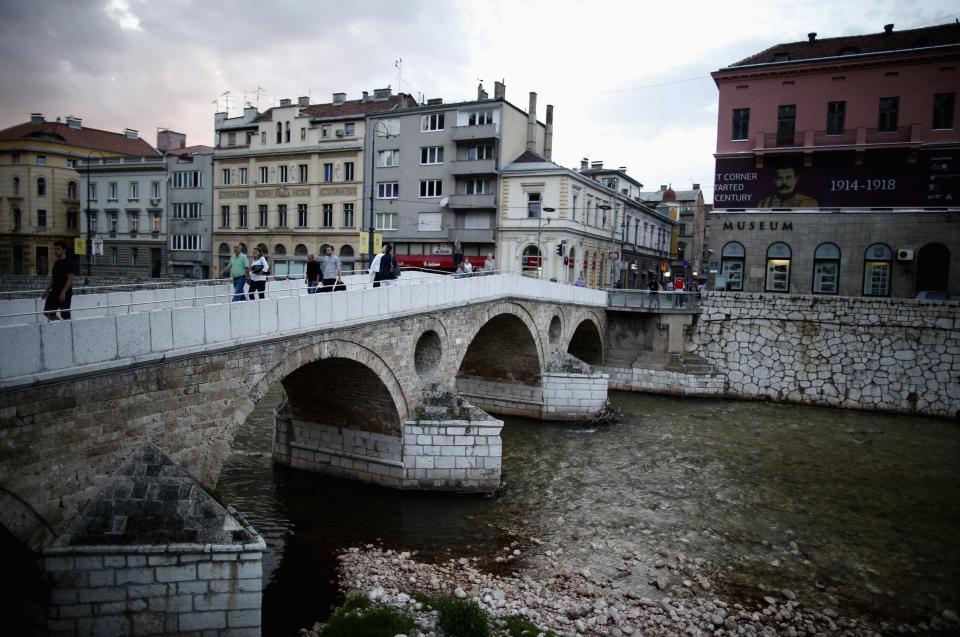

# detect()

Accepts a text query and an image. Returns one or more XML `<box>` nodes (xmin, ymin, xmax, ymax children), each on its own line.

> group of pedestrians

<box><xmin>306</xmin><ymin>245</ymin><xmax>345</xmax><ymax>293</ymax></box>
<box><xmin>455</xmin><ymin>254</ymin><xmax>496</xmax><ymax>278</ymax></box>
<box><xmin>225</xmin><ymin>244</ymin><xmax>270</xmax><ymax>302</ymax></box>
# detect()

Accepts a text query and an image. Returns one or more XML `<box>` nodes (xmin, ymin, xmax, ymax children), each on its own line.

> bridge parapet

<box><xmin>0</xmin><ymin>274</ymin><xmax>606</xmax><ymax>388</ymax></box>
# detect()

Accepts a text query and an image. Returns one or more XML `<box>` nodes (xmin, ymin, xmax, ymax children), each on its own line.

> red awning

<box><xmin>396</xmin><ymin>255</ymin><xmax>483</xmax><ymax>271</ymax></box>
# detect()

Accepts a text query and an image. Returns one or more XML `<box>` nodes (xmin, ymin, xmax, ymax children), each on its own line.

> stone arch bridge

<box><xmin>0</xmin><ymin>275</ymin><xmax>609</xmax><ymax>553</ymax></box>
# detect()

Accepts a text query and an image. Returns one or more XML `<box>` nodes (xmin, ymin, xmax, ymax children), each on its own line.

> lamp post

<box><xmin>537</xmin><ymin>206</ymin><xmax>555</xmax><ymax>279</ymax></box>
<box><xmin>367</xmin><ymin>121</ymin><xmax>392</xmax><ymax>270</ymax></box>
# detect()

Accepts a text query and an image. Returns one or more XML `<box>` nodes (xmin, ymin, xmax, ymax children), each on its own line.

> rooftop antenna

<box><xmin>395</xmin><ymin>58</ymin><xmax>403</xmax><ymax>90</ymax></box>
<box><xmin>247</xmin><ymin>86</ymin><xmax>266</xmax><ymax>110</ymax></box>
<box><xmin>220</xmin><ymin>91</ymin><xmax>232</xmax><ymax>115</ymax></box>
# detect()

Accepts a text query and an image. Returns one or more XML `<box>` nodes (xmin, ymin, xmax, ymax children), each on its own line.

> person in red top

<box><xmin>674</xmin><ymin>277</ymin><xmax>685</xmax><ymax>307</ymax></box>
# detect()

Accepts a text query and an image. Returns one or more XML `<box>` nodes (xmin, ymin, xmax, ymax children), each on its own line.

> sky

<box><xmin>1</xmin><ymin>0</ymin><xmax>958</xmax><ymax>203</ymax></box>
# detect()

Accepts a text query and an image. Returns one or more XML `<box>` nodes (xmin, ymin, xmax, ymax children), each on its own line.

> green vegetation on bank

<box><xmin>307</xmin><ymin>592</ymin><xmax>556</xmax><ymax>637</ymax></box>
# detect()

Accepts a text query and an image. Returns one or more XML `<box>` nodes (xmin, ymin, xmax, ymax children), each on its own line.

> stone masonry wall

<box><xmin>456</xmin><ymin>377</ymin><xmax>544</xmax><ymax>418</ymax></box>
<box><xmin>541</xmin><ymin>372</ymin><xmax>610</xmax><ymax>419</ymax></box>
<box><xmin>599</xmin><ymin>365</ymin><xmax>726</xmax><ymax>397</ymax></box>
<box><xmin>42</xmin><ymin>542</ymin><xmax>264</xmax><ymax>637</ymax></box>
<box><xmin>692</xmin><ymin>293</ymin><xmax>960</xmax><ymax>417</ymax></box>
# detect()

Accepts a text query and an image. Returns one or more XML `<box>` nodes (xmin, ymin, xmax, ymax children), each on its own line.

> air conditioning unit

<box><xmin>335</xmin><ymin>129</ymin><xmax>345</xmax><ymax>137</ymax></box>
<box><xmin>897</xmin><ymin>249</ymin><xmax>914</xmax><ymax>261</ymax></box>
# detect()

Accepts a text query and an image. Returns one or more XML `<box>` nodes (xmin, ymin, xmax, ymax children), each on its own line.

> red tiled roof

<box><xmin>0</xmin><ymin>120</ymin><xmax>159</xmax><ymax>155</ymax></box>
<box><xmin>257</xmin><ymin>94</ymin><xmax>415</xmax><ymax>122</ymax></box>
<box><xmin>729</xmin><ymin>22</ymin><xmax>960</xmax><ymax>68</ymax></box>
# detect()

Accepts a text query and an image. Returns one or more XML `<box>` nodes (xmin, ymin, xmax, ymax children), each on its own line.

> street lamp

<box><xmin>537</xmin><ymin>206</ymin><xmax>555</xmax><ymax>279</ymax></box>
<box><xmin>367</xmin><ymin>121</ymin><xmax>392</xmax><ymax>270</ymax></box>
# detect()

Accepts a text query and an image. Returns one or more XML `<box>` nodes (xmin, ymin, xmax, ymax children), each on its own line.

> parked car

<box><xmin>914</xmin><ymin>291</ymin><xmax>960</xmax><ymax>301</ymax></box>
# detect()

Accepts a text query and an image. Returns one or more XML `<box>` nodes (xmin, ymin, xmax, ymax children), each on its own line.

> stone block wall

<box><xmin>42</xmin><ymin>541</ymin><xmax>265</xmax><ymax>637</ymax></box>
<box><xmin>600</xmin><ymin>365</ymin><xmax>726</xmax><ymax>396</ymax></box>
<box><xmin>402</xmin><ymin>420</ymin><xmax>503</xmax><ymax>491</ymax></box>
<box><xmin>693</xmin><ymin>293</ymin><xmax>960</xmax><ymax>417</ymax></box>
<box><xmin>456</xmin><ymin>377</ymin><xmax>544</xmax><ymax>418</ymax></box>
<box><xmin>541</xmin><ymin>371</ymin><xmax>610</xmax><ymax>419</ymax></box>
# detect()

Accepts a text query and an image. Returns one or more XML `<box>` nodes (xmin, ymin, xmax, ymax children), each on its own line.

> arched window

<box><xmin>37</xmin><ymin>177</ymin><xmax>46</xmax><ymax>197</ymax></box>
<box><xmin>294</xmin><ymin>244</ymin><xmax>308</xmax><ymax>256</ymax></box>
<box><xmin>284</xmin><ymin>121</ymin><xmax>291</xmax><ymax>143</ymax></box>
<box><xmin>721</xmin><ymin>241</ymin><xmax>745</xmax><ymax>291</ymax></box>
<box><xmin>339</xmin><ymin>245</ymin><xmax>354</xmax><ymax>258</ymax></box>
<box><xmin>522</xmin><ymin>245</ymin><xmax>541</xmax><ymax>277</ymax></box>
<box><xmin>219</xmin><ymin>242</ymin><xmax>231</xmax><ymax>254</ymax></box>
<box><xmin>239</xmin><ymin>242</ymin><xmax>247</xmax><ymax>254</ymax></box>
<box><xmin>812</xmin><ymin>242</ymin><xmax>841</xmax><ymax>294</ymax></box>
<box><xmin>276</xmin><ymin>122</ymin><xmax>282</xmax><ymax>144</ymax></box>
<box><xmin>863</xmin><ymin>243</ymin><xmax>892</xmax><ymax>296</ymax></box>
<box><xmin>13</xmin><ymin>176</ymin><xmax>20</xmax><ymax>196</ymax></box>
<box><xmin>765</xmin><ymin>242</ymin><xmax>791</xmax><ymax>292</ymax></box>
<box><xmin>257</xmin><ymin>243</ymin><xmax>269</xmax><ymax>256</ymax></box>
<box><xmin>273</xmin><ymin>244</ymin><xmax>287</xmax><ymax>255</ymax></box>
<box><xmin>67</xmin><ymin>180</ymin><xmax>78</xmax><ymax>199</ymax></box>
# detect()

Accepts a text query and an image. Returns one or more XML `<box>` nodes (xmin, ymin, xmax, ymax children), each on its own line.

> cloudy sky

<box><xmin>1</xmin><ymin>0</ymin><xmax>957</xmax><ymax>202</ymax></box>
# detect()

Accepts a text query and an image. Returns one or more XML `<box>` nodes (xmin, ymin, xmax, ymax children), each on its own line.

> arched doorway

<box><xmin>916</xmin><ymin>243</ymin><xmax>950</xmax><ymax>292</ymax></box>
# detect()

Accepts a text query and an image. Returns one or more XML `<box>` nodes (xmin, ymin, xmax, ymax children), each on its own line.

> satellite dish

<box><xmin>439</xmin><ymin>197</ymin><xmax>449</xmax><ymax>207</ymax></box>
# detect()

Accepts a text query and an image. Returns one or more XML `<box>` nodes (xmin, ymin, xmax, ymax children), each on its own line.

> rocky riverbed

<box><xmin>305</xmin><ymin>546</ymin><xmax>960</xmax><ymax>636</ymax></box>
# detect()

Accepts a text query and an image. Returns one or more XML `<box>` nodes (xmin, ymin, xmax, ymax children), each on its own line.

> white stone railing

<box><xmin>0</xmin><ymin>273</ymin><xmax>607</xmax><ymax>388</ymax></box>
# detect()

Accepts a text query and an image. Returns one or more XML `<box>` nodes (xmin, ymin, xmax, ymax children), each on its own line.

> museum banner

<box><xmin>713</xmin><ymin>150</ymin><xmax>957</xmax><ymax>209</ymax></box>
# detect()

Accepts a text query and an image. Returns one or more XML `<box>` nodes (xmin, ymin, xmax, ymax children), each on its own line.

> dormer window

<box><xmin>773</xmin><ymin>52</ymin><xmax>790</xmax><ymax>62</ymax></box>
<box><xmin>837</xmin><ymin>46</ymin><xmax>860</xmax><ymax>56</ymax></box>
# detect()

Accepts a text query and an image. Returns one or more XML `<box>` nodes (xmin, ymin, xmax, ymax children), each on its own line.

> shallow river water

<box><xmin>218</xmin><ymin>389</ymin><xmax>960</xmax><ymax>636</ymax></box>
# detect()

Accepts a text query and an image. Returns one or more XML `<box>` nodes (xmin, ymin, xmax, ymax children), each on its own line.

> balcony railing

<box><xmin>450</xmin><ymin>158</ymin><xmax>497</xmax><ymax>175</ymax></box>
<box><xmin>450</xmin><ymin>123</ymin><xmax>498</xmax><ymax>142</ymax></box>
<box><xmin>447</xmin><ymin>193</ymin><xmax>496</xmax><ymax>209</ymax></box>
<box><xmin>865</xmin><ymin>126</ymin><xmax>912</xmax><ymax>143</ymax></box>
<box><xmin>812</xmin><ymin>129</ymin><xmax>857</xmax><ymax>145</ymax></box>
<box><xmin>755</xmin><ymin>124</ymin><xmax>920</xmax><ymax>151</ymax></box>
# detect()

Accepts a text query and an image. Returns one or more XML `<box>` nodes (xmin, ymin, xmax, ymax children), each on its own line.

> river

<box><xmin>217</xmin><ymin>388</ymin><xmax>960</xmax><ymax>636</ymax></box>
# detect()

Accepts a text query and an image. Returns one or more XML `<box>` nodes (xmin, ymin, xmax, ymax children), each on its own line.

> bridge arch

<box><xmin>567</xmin><ymin>313</ymin><xmax>605</xmax><ymax>366</ymax></box>
<box><xmin>456</xmin><ymin>302</ymin><xmax>545</xmax><ymax>387</ymax></box>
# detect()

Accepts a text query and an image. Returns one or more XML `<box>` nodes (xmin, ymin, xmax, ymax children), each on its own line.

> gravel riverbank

<box><xmin>305</xmin><ymin>546</ymin><xmax>960</xmax><ymax>636</ymax></box>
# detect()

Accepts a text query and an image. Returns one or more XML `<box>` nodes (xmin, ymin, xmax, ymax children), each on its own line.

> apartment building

<box><xmin>366</xmin><ymin>82</ymin><xmax>550</xmax><ymax>270</ymax></box>
<box><xmin>160</xmin><ymin>130</ymin><xmax>214</xmax><ymax>278</ymax></box>
<box><xmin>709</xmin><ymin>22</ymin><xmax>959</xmax><ymax>296</ymax></box>
<box><xmin>212</xmin><ymin>89</ymin><xmax>415</xmax><ymax>276</ymax></box>
<box><xmin>0</xmin><ymin>113</ymin><xmax>156</xmax><ymax>275</ymax></box>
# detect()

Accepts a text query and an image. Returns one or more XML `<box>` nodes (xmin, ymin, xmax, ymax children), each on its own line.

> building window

<box><xmin>323</xmin><ymin>163</ymin><xmax>333</xmax><ymax>182</ymax></box>
<box><xmin>276</xmin><ymin>122</ymin><xmax>282</xmax><ymax>144</ymax></box>
<box><xmin>152</xmin><ymin>212</ymin><xmax>160</xmax><ymax>234</ymax></box>
<box><xmin>421</xmin><ymin>113</ymin><xmax>445</xmax><ymax>131</ymax></box>
<box><xmin>721</xmin><ymin>241</ymin><xmax>745</xmax><ymax>291</ymax></box>
<box><xmin>129</xmin><ymin>214</ymin><xmax>139</xmax><ymax>237</ymax></box>
<box><xmin>277</xmin><ymin>204</ymin><xmax>287</xmax><ymax>227</ymax></box>
<box><xmin>12</xmin><ymin>207</ymin><xmax>21</xmax><ymax>231</ymax></box>
<box><xmin>67</xmin><ymin>209</ymin><xmax>78</xmax><ymax>230</ymax></box>
<box><xmin>227</xmin><ymin>132</ymin><xmax>236</xmax><ymax>146</ymax></box>
<box><xmin>417</xmin><ymin>212</ymin><xmax>442</xmax><ymax>232</ymax></box>
<box><xmin>467</xmin><ymin>143</ymin><xmax>494</xmax><ymax>160</ymax></box>
<box><xmin>173</xmin><ymin>203</ymin><xmax>202</xmax><ymax>218</ymax></box>
<box><xmin>826</xmin><ymin>101</ymin><xmax>846</xmax><ymax>135</ymax></box>
<box><xmin>222</xmin><ymin>168</ymin><xmax>231</xmax><ymax>185</ymax></box>
<box><xmin>239</xmin><ymin>167</ymin><xmax>247</xmax><ymax>185</ymax></box>
<box><xmin>776</xmin><ymin>104</ymin><xmax>796</xmax><ymax>146</ymax></box>
<box><xmin>37</xmin><ymin>209</ymin><xmax>47</xmax><ymax>228</ymax></box>
<box><xmin>107</xmin><ymin>182</ymin><xmax>117</xmax><ymax>199</ymax></box>
<box><xmin>765</xmin><ymin>242</ymin><xmax>791</xmax><ymax>292</ymax></box>
<box><xmin>377</xmin><ymin>182</ymin><xmax>399</xmax><ymax>199</ymax></box>
<box><xmin>419</xmin><ymin>179</ymin><xmax>443</xmax><ymax>197</ymax></box>
<box><xmin>130</xmin><ymin>247</ymin><xmax>138</xmax><ymax>266</ymax></box>
<box><xmin>464</xmin><ymin>211</ymin><xmax>490</xmax><ymax>229</ymax></box>
<box><xmin>261</xmin><ymin>131</ymin><xmax>267</xmax><ymax>145</ymax></box>
<box><xmin>812</xmin><ymin>242</ymin><xmax>840</xmax><ymax>294</ymax></box>
<box><xmin>170</xmin><ymin>235</ymin><xmax>202</xmax><ymax>251</ymax></box>
<box><xmin>298</xmin><ymin>164</ymin><xmax>308</xmax><ymax>183</ymax></box>
<box><xmin>67</xmin><ymin>159</ymin><xmax>77</xmax><ymax>168</ymax></box>
<box><xmin>11</xmin><ymin>154</ymin><xmax>20</xmax><ymax>165</ymax></box>
<box><xmin>12</xmin><ymin>176</ymin><xmax>20</xmax><ymax>196</ymax></box>
<box><xmin>344</xmin><ymin>162</ymin><xmax>354</xmax><ymax>181</ymax></box>
<box><xmin>465</xmin><ymin>179</ymin><xmax>489</xmax><ymax>194</ymax></box>
<box><xmin>377</xmin><ymin>150</ymin><xmax>399</xmax><ymax>167</ymax></box>
<box><xmin>151</xmin><ymin>181</ymin><xmax>160</xmax><ymax>199</ymax></box>
<box><xmin>678</xmin><ymin>223</ymin><xmax>687</xmax><ymax>237</ymax></box>
<box><xmin>37</xmin><ymin>177</ymin><xmax>47</xmax><ymax>197</ymax></box>
<box><xmin>863</xmin><ymin>243</ymin><xmax>892</xmax><ymax>296</ymax></box>
<box><xmin>109</xmin><ymin>212</ymin><xmax>118</xmax><ymax>236</ymax></box>
<box><xmin>522</xmin><ymin>245</ymin><xmax>541</xmax><ymax>276</ymax></box>
<box><xmin>259</xmin><ymin>166</ymin><xmax>269</xmax><ymax>184</ymax></box>
<box><xmin>527</xmin><ymin>192</ymin><xmax>542</xmax><ymax>218</ymax></box>
<box><xmin>258</xmin><ymin>204</ymin><xmax>268</xmax><ymax>227</ymax></box>
<box><xmin>87</xmin><ymin>182</ymin><xmax>96</xmax><ymax>199</ymax></box>
<box><xmin>221</xmin><ymin>205</ymin><xmax>230</xmax><ymax>227</ymax></box>
<box><xmin>933</xmin><ymin>92</ymin><xmax>955</xmax><ymax>130</ymax></box>
<box><xmin>279</xmin><ymin>165</ymin><xmax>289</xmax><ymax>183</ymax></box>
<box><xmin>343</xmin><ymin>202</ymin><xmax>354</xmax><ymax>227</ymax></box>
<box><xmin>344</xmin><ymin>123</ymin><xmax>356</xmax><ymax>136</ymax></box>
<box><xmin>731</xmin><ymin>108</ymin><xmax>750</xmax><ymax>140</ymax></box>
<box><xmin>375</xmin><ymin>212</ymin><xmax>397</xmax><ymax>230</ymax></box>
<box><xmin>238</xmin><ymin>205</ymin><xmax>248</xmax><ymax>227</ymax></box>
<box><xmin>87</xmin><ymin>211</ymin><xmax>97</xmax><ymax>233</ymax></box>
<box><xmin>321</xmin><ymin>125</ymin><xmax>330</xmax><ymax>138</ymax></box>
<box><xmin>467</xmin><ymin>110</ymin><xmax>493</xmax><ymax>126</ymax></box>
<box><xmin>172</xmin><ymin>171</ymin><xmax>202</xmax><ymax>188</ymax></box>
<box><xmin>36</xmin><ymin>155</ymin><xmax>46</xmax><ymax>166</ymax></box>
<box><xmin>420</xmin><ymin>146</ymin><xmax>444</xmax><ymax>164</ymax></box>
<box><xmin>878</xmin><ymin>97</ymin><xmax>899</xmax><ymax>132</ymax></box>
<box><xmin>297</xmin><ymin>203</ymin><xmax>308</xmax><ymax>227</ymax></box>
<box><xmin>571</xmin><ymin>190</ymin><xmax>579</xmax><ymax>221</ymax></box>
<box><xmin>322</xmin><ymin>204</ymin><xmax>333</xmax><ymax>227</ymax></box>
<box><xmin>129</xmin><ymin>181</ymin><xmax>139</xmax><ymax>200</ymax></box>
<box><xmin>378</xmin><ymin>119</ymin><xmax>400</xmax><ymax>135</ymax></box>
<box><xmin>110</xmin><ymin>246</ymin><xmax>118</xmax><ymax>265</ymax></box>
<box><xmin>67</xmin><ymin>181</ymin><xmax>78</xmax><ymax>199</ymax></box>
<box><xmin>300</xmin><ymin>127</ymin><xmax>306</xmax><ymax>141</ymax></box>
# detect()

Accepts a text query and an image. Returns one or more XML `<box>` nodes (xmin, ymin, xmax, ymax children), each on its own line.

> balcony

<box><xmin>450</xmin><ymin>158</ymin><xmax>497</xmax><ymax>176</ymax></box>
<box><xmin>449</xmin><ymin>227</ymin><xmax>495</xmax><ymax>243</ymax></box>
<box><xmin>753</xmin><ymin>124</ymin><xmax>921</xmax><ymax>153</ymax></box>
<box><xmin>451</xmin><ymin>123</ymin><xmax>497</xmax><ymax>142</ymax></box>
<box><xmin>447</xmin><ymin>193</ymin><xmax>496</xmax><ymax>209</ymax></box>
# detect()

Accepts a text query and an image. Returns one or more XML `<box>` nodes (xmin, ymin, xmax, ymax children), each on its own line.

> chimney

<box><xmin>693</xmin><ymin>183</ymin><xmax>701</xmax><ymax>190</ymax></box>
<box><xmin>279</xmin><ymin>98</ymin><xmax>292</xmax><ymax>107</ymax></box>
<box><xmin>618</xmin><ymin>166</ymin><xmax>627</xmax><ymax>173</ymax></box>
<box><xmin>660</xmin><ymin>184</ymin><xmax>668</xmax><ymax>191</ymax></box>
<box><xmin>580</xmin><ymin>158</ymin><xmax>589</xmax><ymax>171</ymax></box>
<box><xmin>591</xmin><ymin>160</ymin><xmax>603</xmax><ymax>170</ymax></box>
<box><xmin>494</xmin><ymin>81</ymin><xmax>505</xmax><ymax>100</ymax></box>
<box><xmin>332</xmin><ymin>92</ymin><xmax>346</xmax><ymax>105</ymax></box>
<box><xmin>526</xmin><ymin>91</ymin><xmax>537</xmax><ymax>151</ymax></box>
<box><xmin>30</xmin><ymin>113</ymin><xmax>44</xmax><ymax>125</ymax></box>
<box><xmin>426</xmin><ymin>98</ymin><xmax>443</xmax><ymax>105</ymax></box>
<box><xmin>544</xmin><ymin>105</ymin><xmax>554</xmax><ymax>161</ymax></box>
<box><xmin>373</xmin><ymin>87</ymin><xmax>392</xmax><ymax>99</ymax></box>
<box><xmin>478</xmin><ymin>82</ymin><xmax>488</xmax><ymax>100</ymax></box>
<box><xmin>298</xmin><ymin>96</ymin><xmax>309</xmax><ymax>107</ymax></box>
<box><xmin>157</xmin><ymin>129</ymin><xmax>186</xmax><ymax>153</ymax></box>
<box><xmin>808</xmin><ymin>32</ymin><xmax>817</xmax><ymax>42</ymax></box>
<box><xmin>124</xmin><ymin>128</ymin><xmax>139</xmax><ymax>139</ymax></box>
<box><xmin>362</xmin><ymin>91</ymin><xmax>370</xmax><ymax>102</ymax></box>
<box><xmin>884</xmin><ymin>23</ymin><xmax>894</xmax><ymax>33</ymax></box>
<box><xmin>244</xmin><ymin>104</ymin><xmax>258</xmax><ymax>120</ymax></box>
<box><xmin>65</xmin><ymin>115</ymin><xmax>82</xmax><ymax>130</ymax></box>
